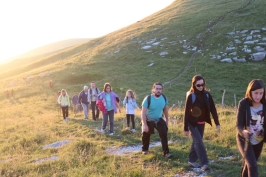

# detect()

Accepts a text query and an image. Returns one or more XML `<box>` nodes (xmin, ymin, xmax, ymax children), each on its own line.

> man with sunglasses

<box><xmin>141</xmin><ymin>82</ymin><xmax>173</xmax><ymax>158</ymax></box>
<box><xmin>184</xmin><ymin>75</ymin><xmax>220</xmax><ymax>171</ymax></box>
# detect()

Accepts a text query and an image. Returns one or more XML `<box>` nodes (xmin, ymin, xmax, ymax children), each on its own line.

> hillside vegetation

<box><xmin>0</xmin><ymin>38</ymin><xmax>91</xmax><ymax>75</ymax></box>
<box><xmin>1</xmin><ymin>0</ymin><xmax>266</xmax><ymax>176</ymax></box>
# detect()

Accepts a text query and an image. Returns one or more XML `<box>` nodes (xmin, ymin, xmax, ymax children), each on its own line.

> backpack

<box><xmin>186</xmin><ymin>91</ymin><xmax>209</xmax><ymax>103</ymax></box>
<box><xmin>89</xmin><ymin>88</ymin><xmax>99</xmax><ymax>95</ymax></box>
<box><xmin>146</xmin><ymin>94</ymin><xmax>167</xmax><ymax>108</ymax></box>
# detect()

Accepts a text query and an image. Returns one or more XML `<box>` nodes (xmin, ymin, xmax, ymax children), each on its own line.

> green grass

<box><xmin>1</xmin><ymin>0</ymin><xmax>266</xmax><ymax>176</ymax></box>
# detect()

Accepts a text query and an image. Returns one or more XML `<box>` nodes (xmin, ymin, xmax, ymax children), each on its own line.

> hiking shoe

<box><xmin>188</xmin><ymin>161</ymin><xmax>201</xmax><ymax>168</ymax></box>
<box><xmin>142</xmin><ymin>151</ymin><xmax>148</xmax><ymax>155</ymax></box>
<box><xmin>66</xmin><ymin>117</ymin><xmax>69</xmax><ymax>121</ymax></box>
<box><xmin>131</xmin><ymin>129</ymin><xmax>136</xmax><ymax>133</ymax></box>
<box><xmin>165</xmin><ymin>153</ymin><xmax>173</xmax><ymax>158</ymax></box>
<box><xmin>109</xmin><ymin>133</ymin><xmax>114</xmax><ymax>136</ymax></box>
<box><xmin>64</xmin><ymin>119</ymin><xmax>67</xmax><ymax>122</ymax></box>
<box><xmin>100</xmin><ymin>129</ymin><xmax>105</xmax><ymax>134</ymax></box>
<box><xmin>201</xmin><ymin>165</ymin><xmax>210</xmax><ymax>171</ymax></box>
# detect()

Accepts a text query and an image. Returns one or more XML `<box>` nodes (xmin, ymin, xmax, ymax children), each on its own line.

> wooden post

<box><xmin>234</xmin><ymin>94</ymin><xmax>237</xmax><ymax>113</ymax></box>
<box><xmin>178</xmin><ymin>100</ymin><xmax>182</xmax><ymax>110</ymax></box>
<box><xmin>222</xmin><ymin>89</ymin><xmax>226</xmax><ymax>109</ymax></box>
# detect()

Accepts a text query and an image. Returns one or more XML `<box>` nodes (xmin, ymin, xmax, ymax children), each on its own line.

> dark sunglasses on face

<box><xmin>195</xmin><ymin>84</ymin><xmax>204</xmax><ymax>88</ymax></box>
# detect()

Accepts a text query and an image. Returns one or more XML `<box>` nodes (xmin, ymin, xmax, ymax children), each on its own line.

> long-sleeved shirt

<box><xmin>58</xmin><ymin>94</ymin><xmax>70</xmax><ymax>107</ymax></box>
<box><xmin>184</xmin><ymin>91</ymin><xmax>219</xmax><ymax>131</ymax></box>
<box><xmin>123</xmin><ymin>97</ymin><xmax>139</xmax><ymax>114</ymax></box>
<box><xmin>88</xmin><ymin>88</ymin><xmax>100</xmax><ymax>102</ymax></box>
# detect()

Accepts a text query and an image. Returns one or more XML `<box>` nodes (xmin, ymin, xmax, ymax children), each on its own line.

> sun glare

<box><xmin>0</xmin><ymin>0</ymin><xmax>174</xmax><ymax>64</ymax></box>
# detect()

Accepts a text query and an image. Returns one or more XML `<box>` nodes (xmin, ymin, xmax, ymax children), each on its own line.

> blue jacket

<box><xmin>78</xmin><ymin>90</ymin><xmax>89</xmax><ymax>104</ymax></box>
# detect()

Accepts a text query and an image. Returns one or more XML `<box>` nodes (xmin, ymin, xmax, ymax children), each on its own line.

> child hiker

<box><xmin>123</xmin><ymin>90</ymin><xmax>140</xmax><ymax>133</ymax></box>
<box><xmin>58</xmin><ymin>89</ymin><xmax>70</xmax><ymax>122</ymax></box>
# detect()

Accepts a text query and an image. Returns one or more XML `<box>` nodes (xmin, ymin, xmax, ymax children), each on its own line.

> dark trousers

<box><xmin>91</xmin><ymin>101</ymin><xmax>99</xmax><ymax>120</ymax></box>
<box><xmin>61</xmin><ymin>106</ymin><xmax>68</xmax><ymax>119</ymax></box>
<box><xmin>236</xmin><ymin>134</ymin><xmax>263</xmax><ymax>177</ymax></box>
<box><xmin>126</xmin><ymin>114</ymin><xmax>135</xmax><ymax>129</ymax></box>
<box><xmin>188</xmin><ymin>123</ymin><xmax>208</xmax><ymax>166</ymax></box>
<box><xmin>102</xmin><ymin>110</ymin><xmax>114</xmax><ymax>133</ymax></box>
<box><xmin>142</xmin><ymin>118</ymin><xmax>169</xmax><ymax>156</ymax></box>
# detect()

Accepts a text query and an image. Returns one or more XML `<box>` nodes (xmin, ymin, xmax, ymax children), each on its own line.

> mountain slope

<box><xmin>0</xmin><ymin>38</ymin><xmax>91</xmax><ymax>74</ymax></box>
<box><xmin>1</xmin><ymin>0</ymin><xmax>266</xmax><ymax>104</ymax></box>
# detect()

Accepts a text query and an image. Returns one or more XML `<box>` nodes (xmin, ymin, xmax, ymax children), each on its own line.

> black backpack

<box><xmin>89</xmin><ymin>88</ymin><xmax>99</xmax><ymax>94</ymax></box>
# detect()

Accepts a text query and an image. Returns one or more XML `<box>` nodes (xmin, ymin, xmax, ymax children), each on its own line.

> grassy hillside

<box><xmin>0</xmin><ymin>38</ymin><xmax>91</xmax><ymax>75</ymax></box>
<box><xmin>1</xmin><ymin>0</ymin><xmax>266</xmax><ymax>176</ymax></box>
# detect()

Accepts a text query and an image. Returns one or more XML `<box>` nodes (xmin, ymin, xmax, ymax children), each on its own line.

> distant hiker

<box><xmin>79</xmin><ymin>86</ymin><xmax>90</xmax><ymax>119</ymax></box>
<box><xmin>49</xmin><ymin>80</ymin><xmax>53</xmax><ymax>88</ymax></box>
<box><xmin>98</xmin><ymin>83</ymin><xmax>120</xmax><ymax>135</ymax></box>
<box><xmin>72</xmin><ymin>93</ymin><xmax>79</xmax><ymax>116</ymax></box>
<box><xmin>11</xmin><ymin>89</ymin><xmax>14</xmax><ymax>97</ymax></box>
<box><xmin>123</xmin><ymin>90</ymin><xmax>140</xmax><ymax>132</ymax></box>
<box><xmin>236</xmin><ymin>79</ymin><xmax>266</xmax><ymax>177</ymax></box>
<box><xmin>57</xmin><ymin>89</ymin><xmax>70</xmax><ymax>122</ymax></box>
<box><xmin>88</xmin><ymin>81</ymin><xmax>100</xmax><ymax>120</ymax></box>
<box><xmin>141</xmin><ymin>82</ymin><xmax>173</xmax><ymax>158</ymax></box>
<box><xmin>5</xmin><ymin>90</ymin><xmax>9</xmax><ymax>99</ymax></box>
<box><xmin>184</xmin><ymin>75</ymin><xmax>220</xmax><ymax>171</ymax></box>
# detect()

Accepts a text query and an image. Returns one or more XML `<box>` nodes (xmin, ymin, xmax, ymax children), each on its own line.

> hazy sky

<box><xmin>0</xmin><ymin>0</ymin><xmax>174</xmax><ymax>64</ymax></box>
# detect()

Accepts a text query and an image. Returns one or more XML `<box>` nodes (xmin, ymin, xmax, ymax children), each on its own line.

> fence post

<box><xmin>234</xmin><ymin>94</ymin><xmax>237</xmax><ymax>113</ymax></box>
<box><xmin>222</xmin><ymin>89</ymin><xmax>226</xmax><ymax>109</ymax></box>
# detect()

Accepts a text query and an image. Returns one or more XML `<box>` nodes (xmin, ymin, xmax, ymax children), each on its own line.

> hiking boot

<box><xmin>109</xmin><ymin>133</ymin><xmax>114</xmax><ymax>136</ymax></box>
<box><xmin>201</xmin><ymin>165</ymin><xmax>210</xmax><ymax>171</ymax></box>
<box><xmin>165</xmin><ymin>153</ymin><xmax>173</xmax><ymax>158</ymax></box>
<box><xmin>131</xmin><ymin>129</ymin><xmax>136</xmax><ymax>133</ymax></box>
<box><xmin>142</xmin><ymin>151</ymin><xmax>148</xmax><ymax>155</ymax></box>
<box><xmin>100</xmin><ymin>129</ymin><xmax>105</xmax><ymax>134</ymax></box>
<box><xmin>188</xmin><ymin>161</ymin><xmax>201</xmax><ymax>168</ymax></box>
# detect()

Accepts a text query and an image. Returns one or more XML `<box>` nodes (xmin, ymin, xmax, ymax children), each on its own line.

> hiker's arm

<box><xmin>184</xmin><ymin>94</ymin><xmax>192</xmax><ymax>135</ymax></box>
<box><xmin>116</xmin><ymin>99</ymin><xmax>121</xmax><ymax>113</ymax></box>
<box><xmin>163</xmin><ymin>106</ymin><xmax>169</xmax><ymax>125</ymax></box>
<box><xmin>209</xmin><ymin>94</ymin><xmax>220</xmax><ymax>126</ymax></box>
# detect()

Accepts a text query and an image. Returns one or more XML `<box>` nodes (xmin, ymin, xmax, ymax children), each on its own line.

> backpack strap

<box><xmin>147</xmin><ymin>94</ymin><xmax>166</xmax><ymax>108</ymax></box>
<box><xmin>190</xmin><ymin>92</ymin><xmax>209</xmax><ymax>104</ymax></box>
<box><xmin>147</xmin><ymin>95</ymin><xmax>151</xmax><ymax>108</ymax></box>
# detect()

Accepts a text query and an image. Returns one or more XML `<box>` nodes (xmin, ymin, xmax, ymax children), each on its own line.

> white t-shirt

<box><xmin>249</xmin><ymin>104</ymin><xmax>264</xmax><ymax>145</ymax></box>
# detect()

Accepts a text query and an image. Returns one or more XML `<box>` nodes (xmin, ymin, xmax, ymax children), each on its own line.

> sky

<box><xmin>0</xmin><ymin>0</ymin><xmax>174</xmax><ymax>64</ymax></box>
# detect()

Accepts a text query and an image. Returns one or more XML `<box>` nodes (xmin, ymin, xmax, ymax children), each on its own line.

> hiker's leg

<box><xmin>142</xmin><ymin>131</ymin><xmax>151</xmax><ymax>151</ymax></box>
<box><xmin>126</xmin><ymin>114</ymin><xmax>130</xmax><ymax>128</ymax></box>
<box><xmin>62</xmin><ymin>107</ymin><xmax>66</xmax><ymax>119</ymax></box>
<box><xmin>188</xmin><ymin>123</ymin><xmax>208</xmax><ymax>165</ymax></box>
<box><xmin>102</xmin><ymin>112</ymin><xmax>108</xmax><ymax>130</ymax></box>
<box><xmin>236</xmin><ymin>134</ymin><xmax>260</xmax><ymax>177</ymax></box>
<box><xmin>131</xmin><ymin>114</ymin><xmax>135</xmax><ymax>129</ymax></box>
<box><xmin>82</xmin><ymin>103</ymin><xmax>88</xmax><ymax>119</ymax></box>
<box><xmin>109</xmin><ymin>110</ymin><xmax>114</xmax><ymax>133</ymax></box>
<box><xmin>91</xmin><ymin>101</ymin><xmax>96</xmax><ymax>120</ymax></box>
<box><xmin>65</xmin><ymin>106</ymin><xmax>68</xmax><ymax>118</ymax></box>
<box><xmin>95</xmin><ymin>104</ymin><xmax>99</xmax><ymax>119</ymax></box>
<box><xmin>155</xmin><ymin>119</ymin><xmax>169</xmax><ymax>156</ymax></box>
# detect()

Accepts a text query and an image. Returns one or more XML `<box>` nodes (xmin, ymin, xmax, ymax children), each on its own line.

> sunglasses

<box><xmin>195</xmin><ymin>84</ymin><xmax>204</xmax><ymax>88</ymax></box>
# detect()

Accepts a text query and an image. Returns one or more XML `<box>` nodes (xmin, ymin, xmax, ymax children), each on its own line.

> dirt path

<box><xmin>163</xmin><ymin>0</ymin><xmax>255</xmax><ymax>86</ymax></box>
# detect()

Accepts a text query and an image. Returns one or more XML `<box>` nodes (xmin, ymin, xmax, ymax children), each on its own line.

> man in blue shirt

<box><xmin>141</xmin><ymin>82</ymin><xmax>173</xmax><ymax>158</ymax></box>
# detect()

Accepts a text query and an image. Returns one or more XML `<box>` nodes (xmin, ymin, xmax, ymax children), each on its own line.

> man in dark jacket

<box><xmin>79</xmin><ymin>86</ymin><xmax>90</xmax><ymax>119</ymax></box>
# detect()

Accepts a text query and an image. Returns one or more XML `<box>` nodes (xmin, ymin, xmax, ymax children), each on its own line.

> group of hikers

<box><xmin>57</xmin><ymin>75</ymin><xmax>266</xmax><ymax>176</ymax></box>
